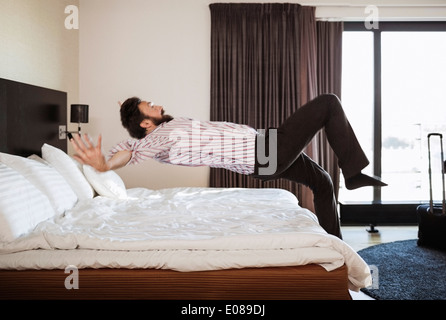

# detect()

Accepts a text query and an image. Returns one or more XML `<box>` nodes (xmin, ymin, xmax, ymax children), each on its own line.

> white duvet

<box><xmin>0</xmin><ymin>187</ymin><xmax>371</xmax><ymax>291</ymax></box>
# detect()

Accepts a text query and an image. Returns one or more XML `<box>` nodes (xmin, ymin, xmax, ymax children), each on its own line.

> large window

<box><xmin>339</xmin><ymin>22</ymin><xmax>446</xmax><ymax>204</ymax></box>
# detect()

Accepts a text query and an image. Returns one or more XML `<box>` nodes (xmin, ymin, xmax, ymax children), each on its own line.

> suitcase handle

<box><xmin>428</xmin><ymin>133</ymin><xmax>443</xmax><ymax>139</ymax></box>
<box><xmin>427</xmin><ymin>133</ymin><xmax>445</xmax><ymax>214</ymax></box>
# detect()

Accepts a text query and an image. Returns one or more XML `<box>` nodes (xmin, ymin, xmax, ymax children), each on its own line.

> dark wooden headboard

<box><xmin>0</xmin><ymin>78</ymin><xmax>67</xmax><ymax>157</ymax></box>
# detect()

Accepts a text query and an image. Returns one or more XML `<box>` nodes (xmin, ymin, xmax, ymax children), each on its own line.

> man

<box><xmin>70</xmin><ymin>94</ymin><xmax>386</xmax><ymax>238</ymax></box>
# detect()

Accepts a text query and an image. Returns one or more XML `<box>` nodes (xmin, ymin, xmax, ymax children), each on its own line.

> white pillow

<box><xmin>0</xmin><ymin>163</ymin><xmax>56</xmax><ymax>242</ymax></box>
<box><xmin>41</xmin><ymin>144</ymin><xmax>94</xmax><ymax>200</ymax></box>
<box><xmin>83</xmin><ymin>165</ymin><xmax>128</xmax><ymax>199</ymax></box>
<box><xmin>0</xmin><ymin>152</ymin><xmax>78</xmax><ymax>214</ymax></box>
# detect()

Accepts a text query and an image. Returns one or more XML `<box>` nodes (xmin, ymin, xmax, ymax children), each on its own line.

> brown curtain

<box><xmin>209</xmin><ymin>3</ymin><xmax>343</xmax><ymax>210</ymax></box>
<box><xmin>315</xmin><ymin>21</ymin><xmax>344</xmax><ymax>199</ymax></box>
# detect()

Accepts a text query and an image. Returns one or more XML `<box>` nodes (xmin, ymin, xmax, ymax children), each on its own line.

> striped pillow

<box><xmin>0</xmin><ymin>164</ymin><xmax>56</xmax><ymax>242</ymax></box>
<box><xmin>0</xmin><ymin>153</ymin><xmax>78</xmax><ymax>214</ymax></box>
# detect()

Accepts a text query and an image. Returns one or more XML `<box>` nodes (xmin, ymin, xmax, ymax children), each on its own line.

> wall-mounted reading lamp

<box><xmin>59</xmin><ymin>104</ymin><xmax>89</xmax><ymax>140</ymax></box>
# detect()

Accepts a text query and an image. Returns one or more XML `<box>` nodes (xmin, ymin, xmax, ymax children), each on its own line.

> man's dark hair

<box><xmin>120</xmin><ymin>97</ymin><xmax>147</xmax><ymax>139</ymax></box>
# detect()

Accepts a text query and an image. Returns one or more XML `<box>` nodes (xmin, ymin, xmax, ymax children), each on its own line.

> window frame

<box><xmin>340</xmin><ymin>21</ymin><xmax>446</xmax><ymax>225</ymax></box>
<box><xmin>344</xmin><ymin>21</ymin><xmax>446</xmax><ymax>202</ymax></box>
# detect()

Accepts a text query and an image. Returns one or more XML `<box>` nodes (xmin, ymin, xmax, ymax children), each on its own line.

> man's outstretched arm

<box><xmin>70</xmin><ymin>134</ymin><xmax>131</xmax><ymax>172</ymax></box>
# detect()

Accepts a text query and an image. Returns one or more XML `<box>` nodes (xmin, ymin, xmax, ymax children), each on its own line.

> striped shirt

<box><xmin>109</xmin><ymin>117</ymin><xmax>258</xmax><ymax>175</ymax></box>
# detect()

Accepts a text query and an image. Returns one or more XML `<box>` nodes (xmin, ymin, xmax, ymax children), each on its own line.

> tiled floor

<box><xmin>341</xmin><ymin>225</ymin><xmax>419</xmax><ymax>300</ymax></box>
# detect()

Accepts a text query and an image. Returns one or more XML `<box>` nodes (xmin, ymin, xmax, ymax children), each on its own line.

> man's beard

<box><xmin>151</xmin><ymin>113</ymin><xmax>174</xmax><ymax>126</ymax></box>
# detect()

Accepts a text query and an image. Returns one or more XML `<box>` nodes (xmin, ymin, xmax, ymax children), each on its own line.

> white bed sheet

<box><xmin>0</xmin><ymin>187</ymin><xmax>371</xmax><ymax>291</ymax></box>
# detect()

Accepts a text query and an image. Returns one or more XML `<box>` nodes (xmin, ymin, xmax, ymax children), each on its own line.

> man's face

<box><xmin>138</xmin><ymin>101</ymin><xmax>165</xmax><ymax>121</ymax></box>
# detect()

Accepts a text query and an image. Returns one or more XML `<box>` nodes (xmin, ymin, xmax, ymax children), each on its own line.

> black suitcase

<box><xmin>417</xmin><ymin>133</ymin><xmax>446</xmax><ymax>250</ymax></box>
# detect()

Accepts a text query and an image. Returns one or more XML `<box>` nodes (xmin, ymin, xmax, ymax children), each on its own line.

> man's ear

<box><xmin>140</xmin><ymin>119</ymin><xmax>155</xmax><ymax>132</ymax></box>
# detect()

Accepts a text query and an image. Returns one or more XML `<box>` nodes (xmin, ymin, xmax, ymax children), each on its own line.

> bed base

<box><xmin>0</xmin><ymin>264</ymin><xmax>351</xmax><ymax>300</ymax></box>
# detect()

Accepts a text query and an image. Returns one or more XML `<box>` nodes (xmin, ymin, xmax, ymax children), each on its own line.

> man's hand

<box><xmin>70</xmin><ymin>134</ymin><xmax>109</xmax><ymax>172</ymax></box>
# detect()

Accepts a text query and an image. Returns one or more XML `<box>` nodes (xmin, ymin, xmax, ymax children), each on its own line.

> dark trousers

<box><xmin>253</xmin><ymin>94</ymin><xmax>369</xmax><ymax>238</ymax></box>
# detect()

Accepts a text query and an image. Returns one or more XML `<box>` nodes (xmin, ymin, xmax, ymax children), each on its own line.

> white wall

<box><xmin>0</xmin><ymin>0</ymin><xmax>79</xmax><ymax>117</ymax></box>
<box><xmin>79</xmin><ymin>0</ymin><xmax>212</xmax><ymax>189</ymax></box>
<box><xmin>78</xmin><ymin>0</ymin><xmax>446</xmax><ymax>190</ymax></box>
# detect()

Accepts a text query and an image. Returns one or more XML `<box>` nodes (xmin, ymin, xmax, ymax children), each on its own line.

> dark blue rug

<box><xmin>357</xmin><ymin>239</ymin><xmax>446</xmax><ymax>300</ymax></box>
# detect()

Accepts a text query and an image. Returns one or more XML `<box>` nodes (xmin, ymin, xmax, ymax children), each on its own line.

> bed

<box><xmin>0</xmin><ymin>78</ymin><xmax>371</xmax><ymax>300</ymax></box>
